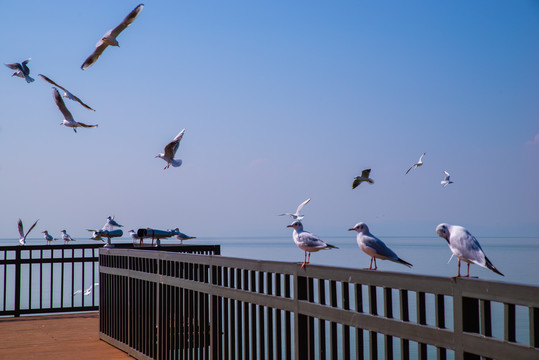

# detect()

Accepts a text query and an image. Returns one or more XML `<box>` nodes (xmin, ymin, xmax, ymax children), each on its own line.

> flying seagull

<box><xmin>405</xmin><ymin>153</ymin><xmax>426</xmax><ymax>175</ymax></box>
<box><xmin>52</xmin><ymin>88</ymin><xmax>98</xmax><ymax>132</ymax></box>
<box><xmin>174</xmin><ymin>228</ymin><xmax>196</xmax><ymax>245</ymax></box>
<box><xmin>102</xmin><ymin>216</ymin><xmax>123</xmax><ymax>231</ymax></box>
<box><xmin>5</xmin><ymin>59</ymin><xmax>34</xmax><ymax>83</ymax></box>
<box><xmin>287</xmin><ymin>220</ymin><xmax>338</xmax><ymax>268</ymax></box>
<box><xmin>352</xmin><ymin>169</ymin><xmax>374</xmax><ymax>189</ymax></box>
<box><xmin>156</xmin><ymin>128</ymin><xmax>185</xmax><ymax>170</ymax></box>
<box><xmin>278</xmin><ymin>198</ymin><xmax>311</xmax><ymax>220</ymax></box>
<box><xmin>436</xmin><ymin>223</ymin><xmax>503</xmax><ymax>277</ymax></box>
<box><xmin>39</xmin><ymin>74</ymin><xmax>95</xmax><ymax>111</ymax></box>
<box><xmin>441</xmin><ymin>171</ymin><xmax>454</xmax><ymax>187</ymax></box>
<box><xmin>18</xmin><ymin>218</ymin><xmax>39</xmax><ymax>246</ymax></box>
<box><xmin>42</xmin><ymin>230</ymin><xmax>57</xmax><ymax>245</ymax></box>
<box><xmin>81</xmin><ymin>3</ymin><xmax>144</xmax><ymax>70</ymax></box>
<box><xmin>61</xmin><ymin>230</ymin><xmax>75</xmax><ymax>245</ymax></box>
<box><xmin>349</xmin><ymin>222</ymin><xmax>412</xmax><ymax>270</ymax></box>
<box><xmin>74</xmin><ymin>283</ymin><xmax>100</xmax><ymax>296</ymax></box>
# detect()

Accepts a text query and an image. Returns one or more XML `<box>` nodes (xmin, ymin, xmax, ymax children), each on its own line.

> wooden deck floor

<box><xmin>0</xmin><ymin>312</ymin><xmax>131</xmax><ymax>360</ymax></box>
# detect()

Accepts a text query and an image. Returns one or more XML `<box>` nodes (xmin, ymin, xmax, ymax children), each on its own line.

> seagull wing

<box><xmin>110</xmin><ymin>3</ymin><xmax>144</xmax><ymax>38</ymax></box>
<box><xmin>362</xmin><ymin>234</ymin><xmax>399</xmax><ymax>261</ymax></box>
<box><xmin>76</xmin><ymin>122</ymin><xmax>98</xmax><ymax>128</ymax></box>
<box><xmin>405</xmin><ymin>164</ymin><xmax>415</xmax><ymax>175</ymax></box>
<box><xmin>443</xmin><ymin>171</ymin><xmax>450</xmax><ymax>180</ymax></box>
<box><xmin>164</xmin><ymin>129</ymin><xmax>185</xmax><ymax>158</ymax></box>
<box><xmin>352</xmin><ymin>177</ymin><xmax>360</xmax><ymax>189</ymax></box>
<box><xmin>295</xmin><ymin>198</ymin><xmax>311</xmax><ymax>215</ymax></box>
<box><xmin>81</xmin><ymin>41</ymin><xmax>109</xmax><ymax>70</ymax></box>
<box><xmin>419</xmin><ymin>153</ymin><xmax>426</xmax><ymax>162</ymax></box>
<box><xmin>17</xmin><ymin>219</ymin><xmax>24</xmax><ymax>238</ymax></box>
<box><xmin>53</xmin><ymin>88</ymin><xmax>74</xmax><ymax>121</ymax></box>
<box><xmin>5</xmin><ymin>62</ymin><xmax>22</xmax><ymax>71</ymax></box>
<box><xmin>24</xmin><ymin>219</ymin><xmax>39</xmax><ymax>239</ymax></box>
<box><xmin>361</xmin><ymin>169</ymin><xmax>371</xmax><ymax>178</ymax></box>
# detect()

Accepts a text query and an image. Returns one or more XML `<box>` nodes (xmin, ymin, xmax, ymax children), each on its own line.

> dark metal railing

<box><xmin>99</xmin><ymin>247</ymin><xmax>539</xmax><ymax>360</ymax></box>
<box><xmin>0</xmin><ymin>244</ymin><xmax>101</xmax><ymax>317</ymax></box>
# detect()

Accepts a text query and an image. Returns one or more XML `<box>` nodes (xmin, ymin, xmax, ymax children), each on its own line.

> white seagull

<box><xmin>61</xmin><ymin>230</ymin><xmax>75</xmax><ymax>245</ymax></box>
<box><xmin>129</xmin><ymin>229</ymin><xmax>144</xmax><ymax>245</ymax></box>
<box><xmin>156</xmin><ymin>129</ymin><xmax>185</xmax><ymax>170</ymax></box>
<box><xmin>405</xmin><ymin>153</ymin><xmax>426</xmax><ymax>175</ymax></box>
<box><xmin>278</xmin><ymin>198</ymin><xmax>311</xmax><ymax>220</ymax></box>
<box><xmin>74</xmin><ymin>283</ymin><xmax>100</xmax><ymax>296</ymax></box>
<box><xmin>174</xmin><ymin>228</ymin><xmax>196</xmax><ymax>245</ymax></box>
<box><xmin>102</xmin><ymin>216</ymin><xmax>123</xmax><ymax>231</ymax></box>
<box><xmin>5</xmin><ymin>59</ymin><xmax>34</xmax><ymax>83</ymax></box>
<box><xmin>42</xmin><ymin>230</ymin><xmax>57</xmax><ymax>245</ymax></box>
<box><xmin>81</xmin><ymin>4</ymin><xmax>144</xmax><ymax>70</ymax></box>
<box><xmin>18</xmin><ymin>218</ymin><xmax>39</xmax><ymax>246</ymax></box>
<box><xmin>348</xmin><ymin>222</ymin><xmax>412</xmax><ymax>270</ymax></box>
<box><xmin>52</xmin><ymin>88</ymin><xmax>98</xmax><ymax>133</ymax></box>
<box><xmin>352</xmin><ymin>169</ymin><xmax>374</xmax><ymax>189</ymax></box>
<box><xmin>287</xmin><ymin>220</ymin><xmax>338</xmax><ymax>268</ymax></box>
<box><xmin>436</xmin><ymin>223</ymin><xmax>503</xmax><ymax>277</ymax></box>
<box><xmin>39</xmin><ymin>74</ymin><xmax>95</xmax><ymax>111</ymax></box>
<box><xmin>441</xmin><ymin>171</ymin><xmax>454</xmax><ymax>187</ymax></box>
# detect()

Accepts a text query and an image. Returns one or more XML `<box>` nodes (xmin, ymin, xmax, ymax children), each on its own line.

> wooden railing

<box><xmin>98</xmin><ymin>247</ymin><xmax>538</xmax><ymax>360</ymax></box>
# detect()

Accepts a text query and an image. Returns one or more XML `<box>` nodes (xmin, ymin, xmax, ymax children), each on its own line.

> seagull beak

<box><xmin>286</xmin><ymin>225</ymin><xmax>293</xmax><ymax>228</ymax></box>
<box><xmin>348</xmin><ymin>228</ymin><xmax>355</xmax><ymax>231</ymax></box>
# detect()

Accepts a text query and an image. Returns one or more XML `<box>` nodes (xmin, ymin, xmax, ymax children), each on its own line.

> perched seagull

<box><xmin>348</xmin><ymin>222</ymin><xmax>412</xmax><ymax>270</ymax></box>
<box><xmin>174</xmin><ymin>228</ymin><xmax>196</xmax><ymax>245</ymax></box>
<box><xmin>436</xmin><ymin>223</ymin><xmax>503</xmax><ymax>277</ymax></box>
<box><xmin>52</xmin><ymin>88</ymin><xmax>98</xmax><ymax>133</ymax></box>
<box><xmin>102</xmin><ymin>216</ymin><xmax>123</xmax><ymax>231</ymax></box>
<box><xmin>42</xmin><ymin>230</ymin><xmax>57</xmax><ymax>245</ymax></box>
<box><xmin>405</xmin><ymin>153</ymin><xmax>426</xmax><ymax>175</ymax></box>
<box><xmin>129</xmin><ymin>229</ymin><xmax>143</xmax><ymax>245</ymax></box>
<box><xmin>5</xmin><ymin>59</ymin><xmax>34</xmax><ymax>83</ymax></box>
<box><xmin>278</xmin><ymin>198</ymin><xmax>311</xmax><ymax>221</ymax></box>
<box><xmin>18</xmin><ymin>218</ymin><xmax>39</xmax><ymax>246</ymax></box>
<box><xmin>156</xmin><ymin>128</ymin><xmax>185</xmax><ymax>170</ymax></box>
<box><xmin>287</xmin><ymin>221</ymin><xmax>338</xmax><ymax>268</ymax></box>
<box><xmin>352</xmin><ymin>169</ymin><xmax>374</xmax><ymax>189</ymax></box>
<box><xmin>74</xmin><ymin>283</ymin><xmax>100</xmax><ymax>296</ymax></box>
<box><xmin>38</xmin><ymin>74</ymin><xmax>95</xmax><ymax>111</ymax></box>
<box><xmin>81</xmin><ymin>4</ymin><xmax>144</xmax><ymax>70</ymax></box>
<box><xmin>61</xmin><ymin>230</ymin><xmax>75</xmax><ymax>245</ymax></box>
<box><xmin>441</xmin><ymin>171</ymin><xmax>454</xmax><ymax>187</ymax></box>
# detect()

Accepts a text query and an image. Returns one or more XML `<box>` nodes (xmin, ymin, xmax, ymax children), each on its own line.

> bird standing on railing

<box><xmin>348</xmin><ymin>222</ymin><xmax>412</xmax><ymax>270</ymax></box>
<box><xmin>287</xmin><ymin>220</ymin><xmax>338</xmax><ymax>268</ymax></box>
<box><xmin>18</xmin><ymin>219</ymin><xmax>39</xmax><ymax>246</ymax></box>
<box><xmin>42</xmin><ymin>230</ymin><xmax>57</xmax><ymax>245</ymax></box>
<box><xmin>436</xmin><ymin>223</ymin><xmax>503</xmax><ymax>277</ymax></box>
<box><xmin>174</xmin><ymin>228</ymin><xmax>196</xmax><ymax>245</ymax></box>
<box><xmin>61</xmin><ymin>230</ymin><xmax>75</xmax><ymax>245</ymax></box>
<box><xmin>102</xmin><ymin>216</ymin><xmax>123</xmax><ymax>231</ymax></box>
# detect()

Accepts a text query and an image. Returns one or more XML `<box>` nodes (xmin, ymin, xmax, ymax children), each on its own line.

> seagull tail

<box><xmin>325</xmin><ymin>243</ymin><xmax>338</xmax><ymax>249</ymax></box>
<box><xmin>25</xmin><ymin>75</ymin><xmax>35</xmax><ymax>83</ymax></box>
<box><xmin>171</xmin><ymin>159</ymin><xmax>183</xmax><ymax>167</ymax></box>
<box><xmin>367</xmin><ymin>179</ymin><xmax>374</xmax><ymax>184</ymax></box>
<box><xmin>485</xmin><ymin>257</ymin><xmax>504</xmax><ymax>276</ymax></box>
<box><xmin>396</xmin><ymin>258</ymin><xmax>413</xmax><ymax>268</ymax></box>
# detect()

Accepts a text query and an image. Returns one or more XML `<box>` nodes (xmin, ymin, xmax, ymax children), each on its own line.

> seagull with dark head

<box><xmin>52</xmin><ymin>88</ymin><xmax>98</xmax><ymax>132</ymax></box>
<box><xmin>349</xmin><ymin>222</ymin><xmax>412</xmax><ymax>270</ymax></box>
<box><xmin>5</xmin><ymin>59</ymin><xmax>34</xmax><ymax>83</ymax></box>
<box><xmin>81</xmin><ymin>4</ymin><xmax>144</xmax><ymax>70</ymax></box>
<box><xmin>352</xmin><ymin>169</ymin><xmax>374</xmax><ymax>189</ymax></box>
<box><xmin>287</xmin><ymin>220</ymin><xmax>338</xmax><ymax>268</ymax></box>
<box><xmin>61</xmin><ymin>230</ymin><xmax>75</xmax><ymax>245</ymax></box>
<box><xmin>156</xmin><ymin>129</ymin><xmax>185</xmax><ymax>170</ymax></box>
<box><xmin>436</xmin><ymin>223</ymin><xmax>503</xmax><ymax>278</ymax></box>
<box><xmin>42</xmin><ymin>230</ymin><xmax>57</xmax><ymax>245</ymax></box>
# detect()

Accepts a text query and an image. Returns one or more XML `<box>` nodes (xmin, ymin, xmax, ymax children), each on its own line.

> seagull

<box><xmin>102</xmin><ymin>216</ymin><xmax>123</xmax><ymax>231</ymax></box>
<box><xmin>5</xmin><ymin>59</ymin><xmax>34</xmax><ymax>83</ymax></box>
<box><xmin>278</xmin><ymin>198</ymin><xmax>311</xmax><ymax>220</ymax></box>
<box><xmin>42</xmin><ymin>230</ymin><xmax>57</xmax><ymax>245</ymax></box>
<box><xmin>61</xmin><ymin>230</ymin><xmax>75</xmax><ymax>245</ymax></box>
<box><xmin>405</xmin><ymin>153</ymin><xmax>426</xmax><ymax>175</ymax></box>
<box><xmin>81</xmin><ymin>4</ymin><xmax>144</xmax><ymax>70</ymax></box>
<box><xmin>348</xmin><ymin>222</ymin><xmax>412</xmax><ymax>270</ymax></box>
<box><xmin>156</xmin><ymin>129</ymin><xmax>185</xmax><ymax>170</ymax></box>
<box><xmin>287</xmin><ymin>220</ymin><xmax>338</xmax><ymax>268</ymax></box>
<box><xmin>129</xmin><ymin>230</ymin><xmax>143</xmax><ymax>245</ymax></box>
<box><xmin>174</xmin><ymin>228</ymin><xmax>196</xmax><ymax>245</ymax></box>
<box><xmin>74</xmin><ymin>283</ymin><xmax>100</xmax><ymax>296</ymax></box>
<box><xmin>441</xmin><ymin>171</ymin><xmax>454</xmax><ymax>187</ymax></box>
<box><xmin>18</xmin><ymin>218</ymin><xmax>39</xmax><ymax>246</ymax></box>
<box><xmin>52</xmin><ymin>88</ymin><xmax>98</xmax><ymax>133</ymax></box>
<box><xmin>352</xmin><ymin>169</ymin><xmax>374</xmax><ymax>189</ymax></box>
<box><xmin>38</xmin><ymin>74</ymin><xmax>95</xmax><ymax>111</ymax></box>
<box><xmin>436</xmin><ymin>223</ymin><xmax>503</xmax><ymax>277</ymax></box>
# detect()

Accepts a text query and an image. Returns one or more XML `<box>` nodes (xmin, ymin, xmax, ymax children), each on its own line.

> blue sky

<box><xmin>1</xmin><ymin>1</ymin><xmax>538</xmax><ymax>239</ymax></box>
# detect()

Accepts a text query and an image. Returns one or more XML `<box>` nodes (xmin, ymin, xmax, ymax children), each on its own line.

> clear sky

<box><xmin>1</xmin><ymin>1</ymin><xmax>538</xmax><ymax>239</ymax></box>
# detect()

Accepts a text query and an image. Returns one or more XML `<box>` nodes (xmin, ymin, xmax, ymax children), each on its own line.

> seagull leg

<box><xmin>301</xmin><ymin>251</ymin><xmax>307</xmax><ymax>268</ymax></box>
<box><xmin>372</xmin><ymin>258</ymin><xmax>378</xmax><ymax>270</ymax></box>
<box><xmin>365</xmin><ymin>257</ymin><xmax>374</xmax><ymax>270</ymax></box>
<box><xmin>452</xmin><ymin>260</ymin><xmax>462</xmax><ymax>278</ymax></box>
<box><xmin>307</xmin><ymin>252</ymin><xmax>311</xmax><ymax>264</ymax></box>
<box><xmin>464</xmin><ymin>263</ymin><xmax>470</xmax><ymax>278</ymax></box>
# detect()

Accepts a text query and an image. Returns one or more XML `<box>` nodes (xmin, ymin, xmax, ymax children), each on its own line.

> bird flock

<box><xmin>8</xmin><ymin>3</ymin><xmax>498</xmax><ymax>280</ymax></box>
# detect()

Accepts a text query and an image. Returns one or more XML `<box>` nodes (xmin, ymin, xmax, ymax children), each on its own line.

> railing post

<box><xmin>14</xmin><ymin>248</ymin><xmax>21</xmax><ymax>317</ymax></box>
<box><xmin>531</xmin><ymin>307</ymin><xmax>539</xmax><ymax>348</ymax></box>
<box><xmin>462</xmin><ymin>296</ymin><xmax>480</xmax><ymax>360</ymax></box>
<box><xmin>295</xmin><ymin>274</ymin><xmax>308</xmax><ymax>360</ymax></box>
